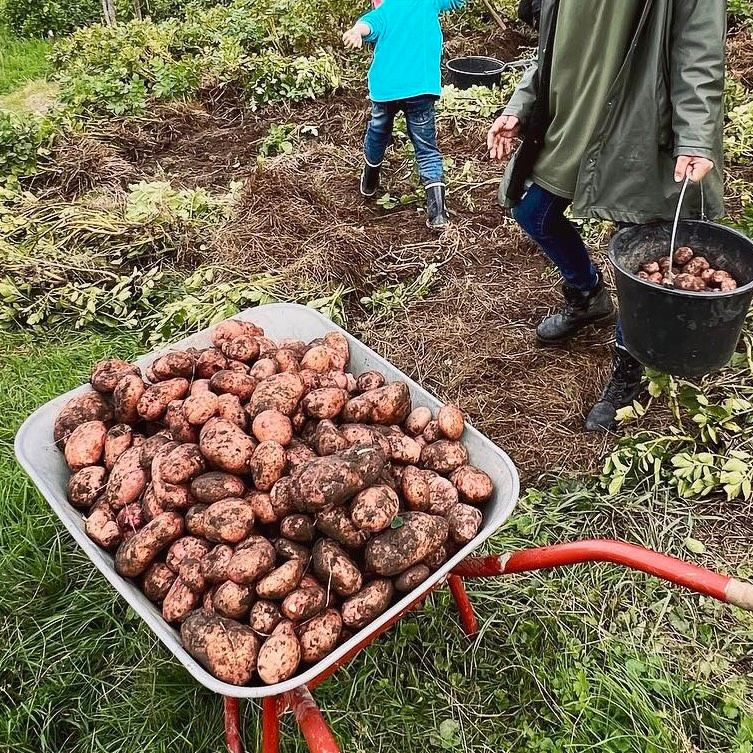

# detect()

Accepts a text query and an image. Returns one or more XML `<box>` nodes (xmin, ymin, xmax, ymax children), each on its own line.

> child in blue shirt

<box><xmin>343</xmin><ymin>0</ymin><xmax>465</xmax><ymax>230</ymax></box>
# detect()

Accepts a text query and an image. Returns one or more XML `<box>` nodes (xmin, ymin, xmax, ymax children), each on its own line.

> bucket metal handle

<box><xmin>667</xmin><ymin>175</ymin><xmax>707</xmax><ymax>282</ymax></box>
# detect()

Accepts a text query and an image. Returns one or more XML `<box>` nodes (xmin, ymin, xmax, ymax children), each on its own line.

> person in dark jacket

<box><xmin>488</xmin><ymin>0</ymin><xmax>726</xmax><ymax>432</ymax></box>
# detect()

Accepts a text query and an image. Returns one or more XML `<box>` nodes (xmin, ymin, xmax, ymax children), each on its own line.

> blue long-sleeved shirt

<box><xmin>359</xmin><ymin>0</ymin><xmax>465</xmax><ymax>102</ymax></box>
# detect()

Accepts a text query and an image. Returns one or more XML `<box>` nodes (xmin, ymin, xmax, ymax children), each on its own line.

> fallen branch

<box><xmin>481</xmin><ymin>0</ymin><xmax>508</xmax><ymax>31</ymax></box>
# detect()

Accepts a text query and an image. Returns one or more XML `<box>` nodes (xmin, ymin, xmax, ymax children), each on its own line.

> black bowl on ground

<box><xmin>445</xmin><ymin>56</ymin><xmax>506</xmax><ymax>89</ymax></box>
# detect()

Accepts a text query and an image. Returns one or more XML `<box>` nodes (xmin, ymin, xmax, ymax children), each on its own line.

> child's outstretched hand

<box><xmin>342</xmin><ymin>26</ymin><xmax>364</xmax><ymax>48</ymax></box>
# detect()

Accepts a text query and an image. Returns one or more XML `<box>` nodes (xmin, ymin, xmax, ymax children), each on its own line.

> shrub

<box><xmin>0</xmin><ymin>112</ymin><xmax>55</xmax><ymax>193</ymax></box>
<box><xmin>2</xmin><ymin>0</ymin><xmax>101</xmax><ymax>37</ymax></box>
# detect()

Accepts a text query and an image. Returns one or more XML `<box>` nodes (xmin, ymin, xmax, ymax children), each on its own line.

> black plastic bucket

<box><xmin>609</xmin><ymin>221</ymin><xmax>753</xmax><ymax>377</ymax></box>
<box><xmin>446</xmin><ymin>56</ymin><xmax>506</xmax><ymax>89</ymax></box>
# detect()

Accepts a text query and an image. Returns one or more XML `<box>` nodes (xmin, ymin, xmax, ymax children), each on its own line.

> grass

<box><xmin>0</xmin><ymin>26</ymin><xmax>51</xmax><ymax>96</ymax></box>
<box><xmin>1</xmin><ymin>327</ymin><xmax>752</xmax><ymax>752</ymax></box>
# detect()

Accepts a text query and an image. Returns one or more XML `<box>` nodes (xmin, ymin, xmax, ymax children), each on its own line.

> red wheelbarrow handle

<box><xmin>451</xmin><ymin>539</ymin><xmax>753</xmax><ymax>611</ymax></box>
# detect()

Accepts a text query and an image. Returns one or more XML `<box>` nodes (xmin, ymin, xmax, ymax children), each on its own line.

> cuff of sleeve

<box><xmin>673</xmin><ymin>145</ymin><xmax>715</xmax><ymax>160</ymax></box>
<box><xmin>499</xmin><ymin>107</ymin><xmax>524</xmax><ymax>120</ymax></box>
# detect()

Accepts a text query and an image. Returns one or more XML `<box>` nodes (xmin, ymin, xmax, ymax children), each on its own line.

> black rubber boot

<box><xmin>425</xmin><ymin>182</ymin><xmax>449</xmax><ymax>230</ymax></box>
<box><xmin>585</xmin><ymin>346</ymin><xmax>643</xmax><ymax>432</ymax></box>
<box><xmin>536</xmin><ymin>270</ymin><xmax>615</xmax><ymax>343</ymax></box>
<box><xmin>360</xmin><ymin>161</ymin><xmax>381</xmax><ymax>198</ymax></box>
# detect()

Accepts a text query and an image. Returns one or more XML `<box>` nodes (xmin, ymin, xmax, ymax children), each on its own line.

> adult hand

<box><xmin>674</xmin><ymin>155</ymin><xmax>714</xmax><ymax>183</ymax></box>
<box><xmin>342</xmin><ymin>27</ymin><xmax>363</xmax><ymax>49</ymax></box>
<box><xmin>487</xmin><ymin>114</ymin><xmax>520</xmax><ymax>161</ymax></box>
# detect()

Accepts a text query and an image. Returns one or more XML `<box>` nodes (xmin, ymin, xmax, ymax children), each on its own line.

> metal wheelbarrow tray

<box><xmin>14</xmin><ymin>303</ymin><xmax>753</xmax><ymax>753</ymax></box>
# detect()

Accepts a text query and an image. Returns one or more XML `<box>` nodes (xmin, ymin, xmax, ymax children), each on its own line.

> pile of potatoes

<box><xmin>55</xmin><ymin>318</ymin><xmax>494</xmax><ymax>686</ymax></box>
<box><xmin>637</xmin><ymin>246</ymin><xmax>739</xmax><ymax>292</ymax></box>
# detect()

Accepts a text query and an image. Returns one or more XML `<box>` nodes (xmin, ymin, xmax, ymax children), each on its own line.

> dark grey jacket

<box><xmin>500</xmin><ymin>0</ymin><xmax>726</xmax><ymax>223</ymax></box>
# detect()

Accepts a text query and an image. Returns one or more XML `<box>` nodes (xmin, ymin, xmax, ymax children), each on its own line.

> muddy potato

<box><xmin>200</xmin><ymin>418</ymin><xmax>256</xmax><ymax>475</ymax></box>
<box><xmin>447</xmin><ymin>503</ymin><xmax>483</xmax><ymax>545</ymax></box>
<box><xmin>386</xmin><ymin>432</ymin><xmax>422</xmax><ymax>464</ymax></box>
<box><xmin>190</xmin><ymin>472</ymin><xmax>244</xmax><ymax>505</ymax></box>
<box><xmin>150</xmin><ymin>352</ymin><xmax>194</xmax><ymax>382</ymax></box>
<box><xmin>423</xmin><ymin>544</ymin><xmax>448</xmax><ymax>570</ymax></box>
<box><xmin>105</xmin><ymin>446</ymin><xmax>147</xmax><ymax>510</ymax></box>
<box><xmin>116</xmin><ymin>502</ymin><xmax>145</xmax><ymax>540</ymax></box>
<box><xmin>164</xmin><ymin>401</ymin><xmax>199</xmax><ymax>444</ymax></box>
<box><xmin>211</xmin><ymin>319</ymin><xmax>262</xmax><ymax>348</ymax></box>
<box><xmin>422</xmin><ymin>420</ymin><xmax>442</xmax><ymax>443</ymax></box>
<box><xmin>216</xmin><ymin>393</ymin><xmax>247</xmax><ymax>430</ymax></box>
<box><xmin>291</xmin><ymin>443</ymin><xmax>387</xmax><ymax>512</ymax></box>
<box><xmin>365</xmin><ymin>512</ymin><xmax>449</xmax><ymax>576</ymax></box>
<box><xmin>178</xmin><ymin>557</ymin><xmax>206</xmax><ymax>593</ymax></box>
<box><xmin>143</xmin><ymin>562</ymin><xmax>176</xmax><ymax>602</ymax></box>
<box><xmin>297</xmin><ymin>608</ymin><xmax>342</xmax><ymax>663</ymax></box>
<box><xmin>312</xmin><ymin>420</ymin><xmax>349</xmax><ymax>457</ymax></box>
<box><xmin>115</xmin><ymin>511</ymin><xmax>184</xmax><ymax>577</ymax></box>
<box><xmin>641</xmin><ymin>260</ymin><xmax>661</xmax><ymax>274</ymax></box>
<box><xmin>201</xmin><ymin>544</ymin><xmax>234</xmax><ymax>584</ymax></box>
<box><xmin>350</xmin><ymin>486</ymin><xmax>399</xmax><ymax>533</ymax></box>
<box><xmin>342</xmin><ymin>383</ymin><xmax>411</xmax><ymax>426</ymax></box>
<box><xmin>339</xmin><ymin>424</ymin><xmax>391</xmax><ymax>455</ymax></box>
<box><xmin>673</xmin><ymin>247</ymin><xmax>694</xmax><ymax>266</ymax></box>
<box><xmin>426</xmin><ymin>473</ymin><xmax>459</xmax><ymax>515</ymax></box>
<box><xmin>437</xmin><ymin>405</ymin><xmax>464</xmax><ymax>441</ymax></box>
<box><xmin>249</xmin><ymin>358</ymin><xmax>278</xmax><ymax>381</ymax></box>
<box><xmin>255</xmin><ymin>558</ymin><xmax>306</xmax><ymax>600</ymax></box>
<box><xmin>323</xmin><ymin>332</ymin><xmax>349</xmax><ymax>370</ymax></box>
<box><xmin>202</xmin><ymin>498</ymin><xmax>255</xmax><ymax>544</ymax></box>
<box><xmin>245</xmin><ymin>490</ymin><xmax>276</xmax><ymax>525</ymax></box>
<box><xmin>341</xmin><ymin>579</ymin><xmax>394</xmax><ymax>629</ymax></box>
<box><xmin>450</xmin><ymin>465</ymin><xmax>493</xmax><ymax>504</ymax></box>
<box><xmin>91</xmin><ymin>359</ymin><xmax>140</xmax><ymax>394</ymax></box>
<box><xmin>257</xmin><ymin>620</ymin><xmax>302</xmax><ymax>684</ymax></box>
<box><xmin>63</xmin><ymin>420</ymin><xmax>107</xmax><ymax>471</ymax></box>
<box><xmin>162</xmin><ymin>578</ymin><xmax>200</xmax><ymax>623</ymax></box>
<box><xmin>683</xmin><ymin>256</ymin><xmax>710</xmax><ymax>276</ymax></box>
<box><xmin>312</xmin><ymin>539</ymin><xmax>362</xmax><ymax>597</ymax></box>
<box><xmin>404</xmin><ymin>406</ymin><xmax>432</xmax><ymax>437</ymax></box>
<box><xmin>85</xmin><ymin>504</ymin><xmax>122</xmax><ymax>550</ymax></box>
<box><xmin>356</xmin><ymin>371</ymin><xmax>385</xmax><ymax>394</ymax></box>
<box><xmin>274</xmin><ymin>348</ymin><xmax>300</xmax><ymax>373</ymax></box>
<box><xmin>227</xmin><ymin>540</ymin><xmax>276</xmax><ymax>585</ymax></box>
<box><xmin>394</xmin><ymin>564</ymin><xmax>431</xmax><ymax>593</ymax></box>
<box><xmin>138</xmin><ymin>433</ymin><xmax>172</xmax><ymax>469</ymax></box>
<box><xmin>166</xmin><ymin>536</ymin><xmax>212</xmax><ymax>573</ymax></box>
<box><xmin>246</xmin><ymin>372</ymin><xmax>306</xmax><ymax>418</ymax></box>
<box><xmin>151</xmin><ymin>443</ymin><xmax>194</xmax><ymax>511</ymax></box>
<box><xmin>160</xmin><ymin>443</ymin><xmax>206</xmax><ymax>485</ymax></box>
<box><xmin>196</xmin><ymin>348</ymin><xmax>228</xmax><ymax>379</ymax></box>
<box><xmin>104</xmin><ymin>424</ymin><xmax>133</xmax><ymax>471</ymax></box>
<box><xmin>721</xmin><ymin>278</ymin><xmax>739</xmax><ymax>291</ymax></box>
<box><xmin>183</xmin><ymin>392</ymin><xmax>219</xmax><ymax>426</ymax></box>
<box><xmin>421</xmin><ymin>440</ymin><xmax>468</xmax><ymax>475</ymax></box>
<box><xmin>269</xmin><ymin>477</ymin><xmax>296</xmax><ymax>520</ymax></box>
<box><xmin>300</xmin><ymin>345</ymin><xmax>333</xmax><ymax>373</ymax></box>
<box><xmin>55</xmin><ymin>391</ymin><xmax>113</xmax><ymax>449</ymax></box>
<box><xmin>256</xmin><ymin>336</ymin><xmax>279</xmax><ymax>357</ymax></box>
<box><xmin>213</xmin><ymin>580</ymin><xmax>254</xmax><ymax>620</ymax></box>
<box><xmin>286</xmin><ymin>440</ymin><xmax>318</xmax><ymax>470</ymax></box>
<box><xmin>249</xmin><ymin>600</ymin><xmax>283</xmax><ymax>635</ymax></box>
<box><xmin>141</xmin><ymin>484</ymin><xmax>165</xmax><ymax>521</ymax></box>
<box><xmin>275</xmin><ymin>538</ymin><xmax>311</xmax><ymax>562</ymax></box>
<box><xmin>401</xmin><ymin>465</ymin><xmax>431</xmax><ymax>512</ymax></box>
<box><xmin>712</xmin><ymin>269</ymin><xmax>733</xmax><ymax>285</ymax></box>
<box><xmin>316</xmin><ymin>505</ymin><xmax>368</xmax><ymax>549</ymax></box>
<box><xmin>250</xmin><ymin>409</ymin><xmax>293</xmax><ymax>447</ymax></box>
<box><xmin>209</xmin><ymin>370</ymin><xmax>257</xmax><ymax>402</ymax></box>
<box><xmin>68</xmin><ymin>465</ymin><xmax>107</xmax><ymax>508</ymax></box>
<box><xmin>221</xmin><ymin>334</ymin><xmax>260</xmax><ymax>363</ymax></box>
<box><xmin>280</xmin><ymin>514</ymin><xmax>316</xmax><ymax>543</ymax></box>
<box><xmin>249</xmin><ymin>441</ymin><xmax>286</xmax><ymax>492</ymax></box>
<box><xmin>674</xmin><ymin>272</ymin><xmax>706</xmax><ymax>291</ymax></box>
<box><xmin>185</xmin><ymin>504</ymin><xmax>209</xmax><ymax>537</ymax></box>
<box><xmin>282</xmin><ymin>583</ymin><xmax>327</xmax><ymax>622</ymax></box>
<box><xmin>303</xmin><ymin>388</ymin><xmax>348</xmax><ymax>420</ymax></box>
<box><xmin>137</xmin><ymin>379</ymin><xmax>190</xmax><ymax>421</ymax></box>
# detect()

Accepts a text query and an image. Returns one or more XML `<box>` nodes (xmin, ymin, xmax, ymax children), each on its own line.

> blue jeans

<box><xmin>512</xmin><ymin>182</ymin><xmax>625</xmax><ymax>347</ymax></box>
<box><xmin>364</xmin><ymin>95</ymin><xmax>443</xmax><ymax>185</ymax></box>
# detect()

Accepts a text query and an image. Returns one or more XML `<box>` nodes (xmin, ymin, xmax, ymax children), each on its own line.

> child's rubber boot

<box><xmin>425</xmin><ymin>182</ymin><xmax>449</xmax><ymax>231</ymax></box>
<box><xmin>360</xmin><ymin>161</ymin><xmax>381</xmax><ymax>198</ymax></box>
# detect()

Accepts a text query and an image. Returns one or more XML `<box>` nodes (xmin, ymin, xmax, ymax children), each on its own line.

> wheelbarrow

<box><xmin>15</xmin><ymin>303</ymin><xmax>753</xmax><ymax>753</ymax></box>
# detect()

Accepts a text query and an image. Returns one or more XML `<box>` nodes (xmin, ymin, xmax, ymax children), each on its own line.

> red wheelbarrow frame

<box><xmin>221</xmin><ymin>538</ymin><xmax>753</xmax><ymax>753</ymax></box>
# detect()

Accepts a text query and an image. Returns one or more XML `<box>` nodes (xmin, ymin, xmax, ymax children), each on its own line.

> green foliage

<box><xmin>729</xmin><ymin>0</ymin><xmax>753</xmax><ymax>22</ymax></box>
<box><xmin>0</xmin><ymin>111</ymin><xmax>54</xmax><ymax>193</ymax></box>
<box><xmin>2</xmin><ymin>0</ymin><xmax>101</xmax><ymax>37</ymax></box>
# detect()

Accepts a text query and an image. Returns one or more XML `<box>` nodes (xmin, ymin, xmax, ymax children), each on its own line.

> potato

<box><xmin>185</xmin><ymin>504</ymin><xmax>209</xmax><ymax>537</ymax></box>
<box><xmin>423</xmin><ymin>544</ymin><xmax>448</xmax><ymax>570</ymax></box>
<box><xmin>301</xmin><ymin>345</ymin><xmax>333</xmax><ymax>373</ymax></box>
<box><xmin>104</xmin><ymin>424</ymin><xmax>133</xmax><ymax>471</ymax></box>
<box><xmin>286</xmin><ymin>440</ymin><xmax>318</xmax><ymax>470</ymax></box>
<box><xmin>249</xmin><ymin>600</ymin><xmax>283</xmax><ymax>635</ymax></box>
<box><xmin>450</xmin><ymin>465</ymin><xmax>493</xmax><ymax>504</ymax></box>
<box><xmin>137</xmin><ymin>379</ymin><xmax>189</xmax><ymax>421</ymax></box>
<box><xmin>227</xmin><ymin>540</ymin><xmax>276</xmax><ymax>585</ymax></box>
<box><xmin>350</xmin><ymin>486</ymin><xmax>399</xmax><ymax>533</ymax></box>
<box><xmin>115</xmin><ymin>511</ymin><xmax>184</xmax><ymax>577</ymax></box>
<box><xmin>312</xmin><ymin>539</ymin><xmax>362</xmax><ymax>597</ymax></box>
<box><xmin>257</xmin><ymin>620</ymin><xmax>302</xmax><ymax>684</ymax></box>
<box><xmin>209</xmin><ymin>370</ymin><xmax>257</xmax><ymax>402</ymax></box>
<box><xmin>190</xmin><ymin>379</ymin><xmax>211</xmax><ymax>396</ymax></box>
<box><xmin>312</xmin><ymin>420</ymin><xmax>349</xmax><ymax>456</ymax></box>
<box><xmin>386</xmin><ymin>433</ymin><xmax>422</xmax><ymax>465</ymax></box>
<box><xmin>249</xmin><ymin>358</ymin><xmax>278</xmax><ymax>381</ymax></box>
<box><xmin>421</xmin><ymin>440</ymin><xmax>468</xmax><ymax>475</ymax></box>
<box><xmin>394</xmin><ymin>564</ymin><xmax>431</xmax><ymax>593</ymax></box>
<box><xmin>216</xmin><ymin>393</ymin><xmax>247</xmax><ymax>430</ymax></box>
<box><xmin>683</xmin><ymin>256</ymin><xmax>710</xmax><ymax>276</ymax></box>
<box><xmin>213</xmin><ymin>581</ymin><xmax>254</xmax><ymax>619</ymax></box>
<box><xmin>183</xmin><ymin>392</ymin><xmax>219</xmax><ymax>426</ymax></box>
<box><xmin>279</xmin><ymin>339</ymin><xmax>308</xmax><ymax>359</ymax></box>
<box><xmin>85</xmin><ymin>504</ymin><xmax>122</xmax><ymax>550</ymax></box>
<box><xmin>202</xmin><ymin>498</ymin><xmax>255</xmax><ymax>544</ymax></box>
<box><xmin>721</xmin><ymin>278</ymin><xmax>739</xmax><ymax>291</ymax></box>
<box><xmin>342</xmin><ymin>383</ymin><xmax>411</xmax><ymax>426</ymax></box>
<box><xmin>274</xmin><ymin>348</ymin><xmax>300</xmax><ymax>374</ymax></box>
<box><xmin>116</xmin><ymin>502</ymin><xmax>145</xmax><ymax>540</ymax></box>
<box><xmin>298</xmin><ymin>608</ymin><xmax>342</xmax><ymax>663</ymax></box>
<box><xmin>303</xmin><ymin>388</ymin><xmax>348</xmax><ymax>420</ymax></box>
<box><xmin>276</xmin><ymin>515</ymin><xmax>312</xmax><ymax>544</ymax></box>
<box><xmin>141</xmin><ymin>483</ymin><xmax>165</xmax><ymax>521</ymax></box>
<box><xmin>143</xmin><ymin>562</ymin><xmax>176</xmax><ymax>602</ymax></box>
<box><xmin>255</xmin><ymin>558</ymin><xmax>306</xmax><ymax>600</ymax></box>
<box><xmin>251</xmin><ymin>410</ymin><xmax>293</xmax><ymax>446</ymax></box>
<box><xmin>316</xmin><ymin>505</ymin><xmax>368</xmax><ymax>549</ymax></box>
<box><xmin>640</xmin><ymin>260</ymin><xmax>661</xmax><ymax>274</ymax></box>
<box><xmin>138</xmin><ymin>433</ymin><xmax>172</xmax><ymax>469</ymax></box>
<box><xmin>199</xmin><ymin>418</ymin><xmax>256</xmax><ymax>475</ymax></box>
<box><xmin>90</xmin><ymin>359</ymin><xmax>140</xmax><ymax>394</ymax></box>
<box><xmin>356</xmin><ymin>371</ymin><xmax>385</xmax><ymax>393</ymax></box>
<box><xmin>166</xmin><ymin>536</ymin><xmax>212</xmax><ymax>573</ymax></box>
<box><xmin>242</xmin><ymin>490</ymin><xmax>274</xmax><ymax>525</ymax></box>
<box><xmin>365</xmin><ymin>512</ymin><xmax>449</xmax><ymax>576</ymax></box>
<box><xmin>404</xmin><ymin>407</ymin><xmax>432</xmax><ymax>437</ymax></box>
<box><xmin>211</xmin><ymin>319</ymin><xmax>263</xmax><ymax>348</ymax></box>
<box><xmin>339</xmin><ymin>424</ymin><xmax>391</xmax><ymax>456</ymax></box>
<box><xmin>179</xmin><ymin>558</ymin><xmax>207</xmax><ymax>593</ymax></box>
<box><xmin>401</xmin><ymin>466</ymin><xmax>431</xmax><ymax>512</ymax></box>
<box><xmin>291</xmin><ymin>443</ymin><xmax>387</xmax><ymax>512</ymax></box>
<box><xmin>148</xmin><ymin>352</ymin><xmax>193</xmax><ymax>382</ymax></box>
<box><xmin>422</xmin><ymin>420</ymin><xmax>441</xmax><ymax>443</ymax></box>
<box><xmin>162</xmin><ymin>578</ymin><xmax>200</xmax><ymax>623</ymax></box>
<box><xmin>195</xmin><ymin>349</ymin><xmax>228</xmax><ymax>379</ymax></box>
<box><xmin>427</xmin><ymin>473</ymin><xmax>459</xmax><ymax>515</ymax></box>
<box><xmin>55</xmin><ymin>391</ymin><xmax>113</xmax><ymax>448</ymax></box>
<box><xmin>674</xmin><ymin>273</ymin><xmax>706</xmax><ymax>291</ymax></box>
<box><xmin>282</xmin><ymin>583</ymin><xmax>327</xmax><ymax>622</ymax></box>
<box><xmin>437</xmin><ymin>405</ymin><xmax>464</xmax><ymax>441</ymax></box>
<box><xmin>151</xmin><ymin>442</ymin><xmax>194</xmax><ymax>511</ymax></box>
<box><xmin>673</xmin><ymin>246</ymin><xmax>694</xmax><ymax>266</ymax></box>
<box><xmin>323</xmin><ymin>332</ymin><xmax>349</xmax><ymax>370</ymax></box>
<box><xmin>275</xmin><ymin>539</ymin><xmax>311</xmax><ymax>562</ymax></box>
<box><xmin>712</xmin><ymin>269</ymin><xmax>733</xmax><ymax>285</ymax></box>
<box><xmin>105</xmin><ymin>446</ymin><xmax>147</xmax><ymax>510</ymax></box>
<box><xmin>160</xmin><ymin>443</ymin><xmax>206</xmax><ymax>485</ymax></box>
<box><xmin>187</xmin><ymin>472</ymin><xmax>242</xmax><ymax>505</ymax></box>
<box><xmin>221</xmin><ymin>335</ymin><xmax>260</xmax><ymax>363</ymax></box>
<box><xmin>447</xmin><ymin>503</ymin><xmax>482</xmax><ymax>545</ymax></box>
<box><xmin>256</xmin><ymin>336</ymin><xmax>278</xmax><ymax>357</ymax></box>
<box><xmin>250</xmin><ymin>441</ymin><xmax>287</xmax><ymax>492</ymax></box>
<box><xmin>201</xmin><ymin>544</ymin><xmax>234</xmax><ymax>584</ymax></box>
<box><xmin>181</xmin><ymin>609</ymin><xmax>260</xmax><ymax>685</ymax></box>
<box><xmin>341</xmin><ymin>579</ymin><xmax>394</xmax><ymax>629</ymax></box>
<box><xmin>246</xmin><ymin>372</ymin><xmax>306</xmax><ymax>418</ymax></box>
<box><xmin>164</xmin><ymin>401</ymin><xmax>199</xmax><ymax>444</ymax></box>
<box><xmin>68</xmin><ymin>465</ymin><xmax>107</xmax><ymax>508</ymax></box>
